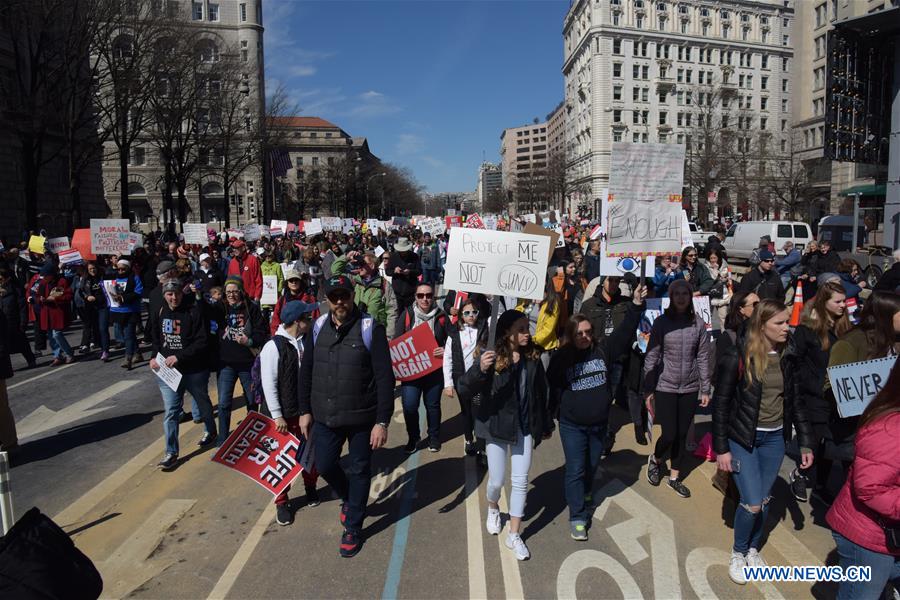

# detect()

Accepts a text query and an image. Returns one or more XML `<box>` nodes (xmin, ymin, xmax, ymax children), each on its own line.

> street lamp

<box><xmin>366</xmin><ymin>172</ymin><xmax>386</xmax><ymax>220</ymax></box>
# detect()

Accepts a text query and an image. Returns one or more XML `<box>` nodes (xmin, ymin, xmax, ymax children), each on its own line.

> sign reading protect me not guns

<box><xmin>443</xmin><ymin>228</ymin><xmax>550</xmax><ymax>301</ymax></box>
<box><xmin>827</xmin><ymin>356</ymin><xmax>896</xmax><ymax>418</ymax></box>
<box><xmin>389</xmin><ymin>324</ymin><xmax>442</xmax><ymax>382</ymax></box>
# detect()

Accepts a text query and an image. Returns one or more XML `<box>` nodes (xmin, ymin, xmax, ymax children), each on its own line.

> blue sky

<box><xmin>262</xmin><ymin>0</ymin><xmax>569</xmax><ymax>193</ymax></box>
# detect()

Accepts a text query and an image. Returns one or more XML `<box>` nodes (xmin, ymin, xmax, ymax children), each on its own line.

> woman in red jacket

<box><xmin>33</xmin><ymin>263</ymin><xmax>75</xmax><ymax>365</ymax></box>
<box><xmin>827</xmin><ymin>360</ymin><xmax>900</xmax><ymax>599</ymax></box>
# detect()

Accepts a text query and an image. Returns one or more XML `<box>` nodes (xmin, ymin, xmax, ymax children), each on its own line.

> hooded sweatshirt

<box><xmin>149</xmin><ymin>299</ymin><xmax>208</xmax><ymax>374</ymax></box>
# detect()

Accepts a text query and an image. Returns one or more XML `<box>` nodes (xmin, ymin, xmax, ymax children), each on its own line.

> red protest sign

<box><xmin>445</xmin><ymin>215</ymin><xmax>463</xmax><ymax>230</ymax></box>
<box><xmin>212</xmin><ymin>411</ymin><xmax>311</xmax><ymax>497</ymax></box>
<box><xmin>389</xmin><ymin>323</ymin><xmax>442</xmax><ymax>382</ymax></box>
<box><xmin>450</xmin><ymin>291</ymin><xmax>469</xmax><ymax>325</ymax></box>
<box><xmin>464</xmin><ymin>213</ymin><xmax>485</xmax><ymax>229</ymax></box>
<box><xmin>71</xmin><ymin>228</ymin><xmax>96</xmax><ymax>261</ymax></box>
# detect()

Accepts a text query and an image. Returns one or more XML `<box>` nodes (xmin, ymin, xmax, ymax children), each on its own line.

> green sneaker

<box><xmin>570</xmin><ymin>521</ymin><xmax>588</xmax><ymax>541</ymax></box>
<box><xmin>584</xmin><ymin>492</ymin><xmax>593</xmax><ymax>508</ymax></box>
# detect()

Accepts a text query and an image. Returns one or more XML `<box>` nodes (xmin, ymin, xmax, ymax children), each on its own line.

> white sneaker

<box><xmin>729</xmin><ymin>551</ymin><xmax>747</xmax><ymax>585</ymax></box>
<box><xmin>746</xmin><ymin>548</ymin><xmax>767</xmax><ymax>568</ymax></box>
<box><xmin>485</xmin><ymin>507</ymin><xmax>501</xmax><ymax>535</ymax></box>
<box><xmin>505</xmin><ymin>532</ymin><xmax>530</xmax><ymax>561</ymax></box>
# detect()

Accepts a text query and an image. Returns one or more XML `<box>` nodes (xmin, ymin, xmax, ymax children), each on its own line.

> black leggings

<box><xmin>653</xmin><ymin>391</ymin><xmax>697</xmax><ymax>473</ymax></box>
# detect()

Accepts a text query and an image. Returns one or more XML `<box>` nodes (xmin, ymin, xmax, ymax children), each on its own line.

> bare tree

<box><xmin>764</xmin><ymin>131</ymin><xmax>814</xmax><ymax>220</ymax></box>
<box><xmin>483</xmin><ymin>186</ymin><xmax>507</xmax><ymax>214</ymax></box>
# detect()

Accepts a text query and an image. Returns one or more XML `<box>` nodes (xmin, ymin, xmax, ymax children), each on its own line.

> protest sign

<box><xmin>484</xmin><ymin>215</ymin><xmax>498</xmax><ymax>231</ymax></box>
<box><xmin>681</xmin><ymin>211</ymin><xmax>694</xmax><ymax>249</ymax></box>
<box><xmin>152</xmin><ymin>352</ymin><xmax>183</xmax><ymax>392</ymax></box>
<box><xmin>523</xmin><ymin>223</ymin><xmax>560</xmax><ymax>261</ymax></box>
<box><xmin>280</xmin><ymin>263</ymin><xmax>294</xmax><ymax>279</ymax></box>
<box><xmin>305</xmin><ymin>219</ymin><xmax>323</xmax><ymax>236</ymax></box>
<box><xmin>422</xmin><ymin>218</ymin><xmax>445</xmax><ymax>237</ymax></box>
<box><xmin>660</xmin><ymin>295</ymin><xmax>713</xmax><ymax>329</ymax></box>
<box><xmin>509</xmin><ymin>220</ymin><xmax>524</xmax><ymax>233</ymax></box>
<box><xmin>389</xmin><ymin>324</ymin><xmax>442</xmax><ymax>382</ymax></box>
<box><xmin>58</xmin><ymin>249</ymin><xmax>84</xmax><ymax>266</ymax></box>
<box><xmin>103</xmin><ymin>280</ymin><xmax>122</xmax><ymax>308</ymax></box>
<box><xmin>374</xmin><ymin>245</ymin><xmax>385</xmax><ymax>258</ymax></box>
<box><xmin>270</xmin><ymin>227</ymin><xmax>284</xmax><ymax>237</ymax></box>
<box><xmin>547</xmin><ymin>223</ymin><xmax>566</xmax><ymax>248</ymax></box>
<box><xmin>242</xmin><ymin>223</ymin><xmax>261</xmax><ymax>241</ymax></box>
<box><xmin>366</xmin><ymin>218</ymin><xmax>381</xmax><ymax>234</ymax></box>
<box><xmin>445</xmin><ymin>215</ymin><xmax>463</xmax><ymax>230</ymax></box>
<box><xmin>47</xmin><ymin>237</ymin><xmax>70</xmax><ymax>253</ymax></box>
<box><xmin>71</xmin><ymin>228</ymin><xmax>96</xmax><ymax>261</ymax></box>
<box><xmin>322</xmin><ymin>217</ymin><xmax>342</xmax><ymax>232</ymax></box>
<box><xmin>444</xmin><ymin>228</ymin><xmax>550</xmax><ymax>300</ymax></box>
<box><xmin>589</xmin><ymin>224</ymin><xmax>602</xmax><ymax>240</ymax></box>
<box><xmin>259</xmin><ymin>225</ymin><xmax>270</xmax><ymax>238</ymax></box>
<box><xmin>261</xmin><ymin>275</ymin><xmax>278</xmax><ymax>305</ymax></box>
<box><xmin>828</xmin><ymin>356</ymin><xmax>896</xmax><ymax>418</ymax></box>
<box><xmin>226</xmin><ymin>228</ymin><xmax>244</xmax><ymax>238</ymax></box>
<box><xmin>212</xmin><ymin>411</ymin><xmax>312</xmax><ymax>497</ymax></box>
<box><xmin>464</xmin><ymin>213</ymin><xmax>486</xmax><ymax>229</ymax></box>
<box><xmin>28</xmin><ymin>235</ymin><xmax>46</xmax><ymax>254</ymax></box>
<box><xmin>270</xmin><ymin>219</ymin><xmax>288</xmax><ymax>234</ymax></box>
<box><xmin>90</xmin><ymin>219</ymin><xmax>132</xmax><ymax>255</ymax></box>
<box><xmin>607</xmin><ymin>143</ymin><xmax>684</xmax><ymax>256</ymax></box>
<box><xmin>183</xmin><ymin>223</ymin><xmax>208</xmax><ymax>245</ymax></box>
<box><xmin>600</xmin><ymin>252</ymin><xmax>644</xmax><ymax>277</ymax></box>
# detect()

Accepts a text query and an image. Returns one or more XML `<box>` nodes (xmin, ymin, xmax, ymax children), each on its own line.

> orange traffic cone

<box><xmin>790</xmin><ymin>280</ymin><xmax>804</xmax><ymax>326</ymax></box>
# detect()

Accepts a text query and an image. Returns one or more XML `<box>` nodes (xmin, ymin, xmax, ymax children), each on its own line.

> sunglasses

<box><xmin>744</xmin><ymin>300</ymin><xmax>760</xmax><ymax>309</ymax></box>
<box><xmin>687</xmin><ymin>253</ymin><xmax>697</xmax><ymax>258</ymax></box>
<box><xmin>416</xmin><ymin>293</ymin><xmax>434</xmax><ymax>299</ymax></box>
<box><xmin>762</xmin><ymin>259</ymin><xmax>775</xmax><ymax>263</ymax></box>
<box><xmin>462</xmin><ymin>310</ymin><xmax>479</xmax><ymax>317</ymax></box>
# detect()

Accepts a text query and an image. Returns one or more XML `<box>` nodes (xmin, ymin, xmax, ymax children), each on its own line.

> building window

<box><xmin>782</xmin><ymin>98</ymin><xmax>788</xmax><ymax>111</ymax></box>
<box><xmin>761</xmin><ymin>97</ymin><xmax>768</xmax><ymax>110</ymax></box>
<box><xmin>310</xmin><ymin>132</ymin><xmax>317</xmax><ymax>138</ymax></box>
<box><xmin>240</xmin><ymin>40</ymin><xmax>249</xmax><ymax>62</ymax></box>
<box><xmin>633</xmin><ymin>86</ymin><xmax>640</xmax><ymax>101</ymax></box>
<box><xmin>327</xmin><ymin>157</ymin><xmax>335</xmax><ymax>166</ymax></box>
<box><xmin>612</xmin><ymin>12</ymin><xmax>621</xmax><ymax>25</ymax></box>
<box><xmin>702</xmin><ymin>22</ymin><xmax>709</xmax><ymax>35</ymax></box>
<box><xmin>659</xmin><ymin>111</ymin><xmax>667</xmax><ymax>125</ymax></box>
<box><xmin>613</xmin><ymin>38</ymin><xmax>622</xmax><ymax>54</ymax></box>
<box><xmin>633</xmin><ymin>64</ymin><xmax>640</xmax><ymax>78</ymax></box>
<box><xmin>761</xmin><ymin>30</ymin><xmax>768</xmax><ymax>43</ymax></box>
<box><xmin>240</xmin><ymin>3</ymin><xmax>247</xmax><ymax>21</ymax></box>
<box><xmin>643</xmin><ymin>65</ymin><xmax>649</xmax><ymax>79</ymax></box>
<box><xmin>658</xmin><ymin>17</ymin><xmax>667</xmax><ymax>31</ymax></box>
<box><xmin>760</xmin><ymin>117</ymin><xmax>767</xmax><ymax>130</ymax></box>
<box><xmin>243</xmin><ymin>108</ymin><xmax>252</xmax><ymax>130</ymax></box>
<box><xmin>192</xmin><ymin>2</ymin><xmax>202</xmax><ymax>20</ymax></box>
<box><xmin>208</xmin><ymin>3</ymin><xmax>219</xmax><ymax>21</ymax></box>
<box><xmin>782</xmin><ymin>78</ymin><xmax>788</xmax><ymax>92</ymax></box>
<box><xmin>613</xmin><ymin>62</ymin><xmax>622</xmax><ymax>77</ymax></box>
<box><xmin>782</xmin><ymin>57</ymin><xmax>789</xmax><ymax>71</ymax></box>
<box><xmin>613</xmin><ymin>131</ymin><xmax>623</xmax><ymax>142</ymax></box>
<box><xmin>129</xmin><ymin>147</ymin><xmax>145</xmax><ymax>166</ymax></box>
<box><xmin>311</xmin><ymin>157</ymin><xmax>319</xmax><ymax>166</ymax></box>
<box><xmin>761</xmin><ymin>75</ymin><xmax>768</xmax><ymax>90</ymax></box>
<box><xmin>613</xmin><ymin>109</ymin><xmax>622</xmax><ymax>122</ymax></box>
<box><xmin>613</xmin><ymin>85</ymin><xmax>622</xmax><ymax>100</ymax></box>
<box><xmin>781</xmin><ymin>138</ymin><xmax>787</xmax><ymax>152</ymax></box>
<box><xmin>295</xmin><ymin>157</ymin><xmax>303</xmax><ymax>169</ymax></box>
<box><xmin>722</xmin><ymin>24</ymin><xmax>730</xmax><ymax>38</ymax></box>
<box><xmin>761</xmin><ymin>55</ymin><xmax>769</xmax><ymax>69</ymax></box>
<box><xmin>681</xmin><ymin>21</ymin><xmax>688</xmax><ymax>33</ymax></box>
<box><xmin>636</xmin><ymin>15</ymin><xmax>644</xmax><ymax>28</ymax></box>
<box><xmin>642</xmin><ymin>87</ymin><xmax>649</xmax><ymax>101</ymax></box>
<box><xmin>782</xmin><ymin>34</ymin><xmax>789</xmax><ymax>46</ymax></box>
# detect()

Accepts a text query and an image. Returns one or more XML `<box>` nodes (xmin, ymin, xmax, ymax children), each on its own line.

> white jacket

<box><xmin>259</xmin><ymin>324</ymin><xmax>304</xmax><ymax>419</ymax></box>
<box><xmin>442</xmin><ymin>324</ymin><xmax>480</xmax><ymax>388</ymax></box>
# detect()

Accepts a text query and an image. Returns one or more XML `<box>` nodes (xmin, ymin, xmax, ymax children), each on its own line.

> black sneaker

<box><xmin>601</xmin><ymin>432</ymin><xmax>615</xmax><ymax>459</ymax></box>
<box><xmin>340</xmin><ymin>530</ymin><xmax>362</xmax><ymax>558</ymax></box>
<box><xmin>634</xmin><ymin>427</ymin><xmax>648</xmax><ymax>446</ymax></box>
<box><xmin>197</xmin><ymin>432</ymin><xmax>216</xmax><ymax>447</ymax></box>
<box><xmin>305</xmin><ymin>485</ymin><xmax>320</xmax><ymax>507</ymax></box>
<box><xmin>464</xmin><ymin>441</ymin><xmax>477</xmax><ymax>456</ymax></box>
<box><xmin>428</xmin><ymin>439</ymin><xmax>441</xmax><ymax>453</ymax></box>
<box><xmin>790</xmin><ymin>468</ymin><xmax>809</xmax><ymax>503</ymax></box>
<box><xmin>157</xmin><ymin>453</ymin><xmax>178</xmax><ymax>470</ymax></box>
<box><xmin>276</xmin><ymin>503</ymin><xmax>293</xmax><ymax>526</ymax></box>
<box><xmin>811</xmin><ymin>486</ymin><xmax>835</xmax><ymax>505</ymax></box>
<box><xmin>404</xmin><ymin>437</ymin><xmax>419</xmax><ymax>454</ymax></box>
<box><xmin>646</xmin><ymin>455</ymin><xmax>661</xmax><ymax>486</ymax></box>
<box><xmin>667</xmin><ymin>478</ymin><xmax>691</xmax><ymax>498</ymax></box>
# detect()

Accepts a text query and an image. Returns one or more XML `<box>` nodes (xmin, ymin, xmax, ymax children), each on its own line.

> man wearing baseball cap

<box><xmin>226</xmin><ymin>239</ymin><xmax>262</xmax><ymax>302</ymax></box>
<box><xmin>738</xmin><ymin>248</ymin><xmax>785</xmax><ymax>301</ymax></box>
<box><xmin>298</xmin><ymin>274</ymin><xmax>395</xmax><ymax>557</ymax></box>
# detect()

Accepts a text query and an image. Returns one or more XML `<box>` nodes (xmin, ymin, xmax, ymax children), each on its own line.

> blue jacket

<box><xmin>837</xmin><ymin>272</ymin><xmax>862</xmax><ymax>299</ymax></box>
<box><xmin>775</xmin><ymin>249</ymin><xmax>801</xmax><ymax>275</ymax></box>
<box><xmin>653</xmin><ymin>267</ymin><xmax>676</xmax><ymax>298</ymax></box>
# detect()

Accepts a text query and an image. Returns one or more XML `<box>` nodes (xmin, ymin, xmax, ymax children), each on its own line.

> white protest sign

<box><xmin>259</xmin><ymin>225</ymin><xmax>270</xmax><ymax>238</ymax></box>
<box><xmin>659</xmin><ymin>295</ymin><xmax>713</xmax><ymax>330</ymax></box>
<box><xmin>509</xmin><ymin>220</ymin><xmax>524</xmax><ymax>233</ymax></box>
<box><xmin>366</xmin><ymin>218</ymin><xmax>381</xmax><ymax>234</ymax></box>
<box><xmin>261</xmin><ymin>275</ymin><xmax>278</xmax><ymax>305</ymax></box>
<box><xmin>280</xmin><ymin>263</ymin><xmax>294</xmax><ymax>280</ymax></box>
<box><xmin>600</xmin><ymin>249</ymin><xmax>644</xmax><ymax>277</ymax></box>
<box><xmin>422</xmin><ymin>218</ymin><xmax>445</xmax><ymax>238</ymax></box>
<box><xmin>828</xmin><ymin>356</ymin><xmax>896</xmax><ymax>418</ymax></box>
<box><xmin>607</xmin><ymin>143</ymin><xmax>684</xmax><ymax>256</ymax></box>
<box><xmin>548</xmin><ymin>223</ymin><xmax>566</xmax><ymax>249</ymax></box>
<box><xmin>681</xmin><ymin>210</ymin><xmax>695</xmax><ymax>249</ymax></box>
<box><xmin>484</xmin><ymin>215</ymin><xmax>498</xmax><ymax>231</ymax></box>
<box><xmin>322</xmin><ymin>217</ymin><xmax>342</xmax><ymax>232</ymax></box>
<box><xmin>443</xmin><ymin>228</ymin><xmax>550</xmax><ymax>300</ymax></box>
<box><xmin>183</xmin><ymin>223</ymin><xmax>208</xmax><ymax>245</ymax></box>
<box><xmin>270</xmin><ymin>219</ymin><xmax>288</xmax><ymax>234</ymax></box>
<box><xmin>523</xmin><ymin>214</ymin><xmax>536</xmax><ymax>224</ymax></box>
<box><xmin>242</xmin><ymin>223</ymin><xmax>260</xmax><ymax>241</ymax></box>
<box><xmin>47</xmin><ymin>237</ymin><xmax>70</xmax><ymax>253</ymax></box>
<box><xmin>57</xmin><ymin>248</ymin><xmax>83</xmax><ymax>266</ymax></box>
<box><xmin>270</xmin><ymin>227</ymin><xmax>284</xmax><ymax>237</ymax></box>
<box><xmin>226</xmin><ymin>228</ymin><xmax>244</xmax><ymax>239</ymax></box>
<box><xmin>153</xmin><ymin>352</ymin><xmax>183</xmax><ymax>392</ymax></box>
<box><xmin>90</xmin><ymin>219</ymin><xmax>132</xmax><ymax>255</ymax></box>
<box><xmin>374</xmin><ymin>245</ymin><xmax>385</xmax><ymax>258</ymax></box>
<box><xmin>305</xmin><ymin>219</ymin><xmax>323</xmax><ymax>236</ymax></box>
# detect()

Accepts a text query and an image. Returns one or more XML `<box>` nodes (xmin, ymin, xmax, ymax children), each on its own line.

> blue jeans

<box><xmin>113</xmin><ymin>316</ymin><xmax>137</xmax><ymax>357</ymax></box>
<box><xmin>832</xmin><ymin>531</ymin><xmax>900</xmax><ymax>600</ymax></box>
<box><xmin>48</xmin><ymin>329</ymin><xmax>73</xmax><ymax>358</ymax></box>
<box><xmin>157</xmin><ymin>370</ymin><xmax>216</xmax><ymax>456</ymax></box>
<box><xmin>216</xmin><ymin>365</ymin><xmax>253</xmax><ymax>445</ymax></box>
<box><xmin>559</xmin><ymin>419</ymin><xmax>606</xmax><ymax>523</ymax></box>
<box><xmin>400</xmin><ymin>371</ymin><xmax>443</xmax><ymax>443</ymax></box>
<box><xmin>312</xmin><ymin>421</ymin><xmax>373</xmax><ymax>534</ymax></box>
<box><xmin>729</xmin><ymin>429</ymin><xmax>785</xmax><ymax>554</ymax></box>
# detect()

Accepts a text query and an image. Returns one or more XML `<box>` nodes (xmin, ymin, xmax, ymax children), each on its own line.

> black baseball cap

<box><xmin>325</xmin><ymin>275</ymin><xmax>354</xmax><ymax>300</ymax></box>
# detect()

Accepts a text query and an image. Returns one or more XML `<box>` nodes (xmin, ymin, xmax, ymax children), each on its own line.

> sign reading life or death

<box><xmin>827</xmin><ymin>356</ymin><xmax>896</xmax><ymax>418</ymax></box>
<box><xmin>443</xmin><ymin>228</ymin><xmax>550</xmax><ymax>300</ymax></box>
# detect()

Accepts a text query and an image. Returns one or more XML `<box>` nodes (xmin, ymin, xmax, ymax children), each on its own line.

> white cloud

<box><xmin>395</xmin><ymin>133</ymin><xmax>425</xmax><ymax>155</ymax></box>
<box><xmin>361</xmin><ymin>90</ymin><xmax>384</xmax><ymax>100</ymax></box>
<box><xmin>345</xmin><ymin>90</ymin><xmax>401</xmax><ymax>118</ymax></box>
<box><xmin>288</xmin><ymin>65</ymin><xmax>317</xmax><ymax>77</ymax></box>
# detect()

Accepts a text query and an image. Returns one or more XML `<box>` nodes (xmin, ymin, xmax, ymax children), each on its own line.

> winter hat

<box><xmin>156</xmin><ymin>259</ymin><xmax>176</xmax><ymax>275</ymax></box>
<box><xmin>162</xmin><ymin>280</ymin><xmax>181</xmax><ymax>293</ymax></box>
<box><xmin>198</xmin><ymin>253</ymin><xmax>211</xmax><ymax>263</ymax></box>
<box><xmin>496</xmin><ymin>309</ymin><xmax>528</xmax><ymax>341</ymax></box>
<box><xmin>224</xmin><ymin>275</ymin><xmax>244</xmax><ymax>290</ymax></box>
<box><xmin>758</xmin><ymin>249</ymin><xmax>774</xmax><ymax>261</ymax></box>
<box><xmin>280</xmin><ymin>300</ymin><xmax>317</xmax><ymax>325</ymax></box>
<box><xmin>40</xmin><ymin>262</ymin><xmax>57</xmax><ymax>276</ymax></box>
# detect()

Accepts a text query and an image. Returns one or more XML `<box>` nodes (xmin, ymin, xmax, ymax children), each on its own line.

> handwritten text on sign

<box><xmin>389</xmin><ymin>324</ymin><xmax>441</xmax><ymax>382</ymax></box>
<box><xmin>444</xmin><ymin>228</ymin><xmax>550</xmax><ymax>300</ymax></box>
<box><xmin>90</xmin><ymin>218</ymin><xmax>133</xmax><ymax>255</ymax></box>
<box><xmin>212</xmin><ymin>411</ymin><xmax>312</xmax><ymax>496</ymax></box>
<box><xmin>827</xmin><ymin>356</ymin><xmax>896</xmax><ymax>418</ymax></box>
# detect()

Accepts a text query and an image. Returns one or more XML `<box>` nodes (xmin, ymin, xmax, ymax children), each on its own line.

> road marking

<box><xmin>685</xmin><ymin>546</ymin><xmax>785</xmax><ymax>599</ymax></box>
<box><xmin>496</xmin><ymin>487</ymin><xmax>524</xmax><ymax>600</ymax></box>
<box><xmin>98</xmin><ymin>498</ymin><xmax>196</xmax><ymax>599</ymax></box>
<box><xmin>17</xmin><ymin>379</ymin><xmax>139</xmax><ymax>440</ymax></box>
<box><xmin>464</xmin><ymin>457</ymin><xmax>487</xmax><ymax>600</ymax></box>
<box><xmin>557</xmin><ymin>549</ymin><xmax>642</xmax><ymax>599</ymax></box>
<box><xmin>207</xmin><ymin>503</ymin><xmax>275</xmax><ymax>600</ymax></box>
<box><xmin>7</xmin><ymin>363</ymin><xmax>75</xmax><ymax>390</ymax></box>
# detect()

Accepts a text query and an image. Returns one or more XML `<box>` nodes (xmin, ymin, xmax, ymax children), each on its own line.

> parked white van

<box><xmin>723</xmin><ymin>221</ymin><xmax>813</xmax><ymax>262</ymax></box>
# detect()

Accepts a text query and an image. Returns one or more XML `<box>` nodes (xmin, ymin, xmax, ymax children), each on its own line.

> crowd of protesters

<box><xmin>0</xmin><ymin>219</ymin><xmax>897</xmax><ymax>595</ymax></box>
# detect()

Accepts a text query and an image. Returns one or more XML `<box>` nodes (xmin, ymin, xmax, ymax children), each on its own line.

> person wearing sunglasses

<box><xmin>443</xmin><ymin>299</ymin><xmax>488</xmax><ymax>456</ymax></box>
<box><xmin>394</xmin><ymin>282</ymin><xmax>450</xmax><ymax>453</ymax></box>
<box><xmin>737</xmin><ymin>249</ymin><xmax>785</xmax><ymax>302</ymax></box>
<box><xmin>675</xmin><ymin>246</ymin><xmax>714</xmax><ymax>297</ymax></box>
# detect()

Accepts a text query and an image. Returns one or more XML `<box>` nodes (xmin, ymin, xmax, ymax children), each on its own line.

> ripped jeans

<box><xmin>729</xmin><ymin>429</ymin><xmax>785</xmax><ymax>554</ymax></box>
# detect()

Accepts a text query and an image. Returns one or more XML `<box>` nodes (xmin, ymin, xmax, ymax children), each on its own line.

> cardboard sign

<box><xmin>305</xmin><ymin>219</ymin><xmax>323</xmax><ymax>236</ymax></box>
<box><xmin>261</xmin><ymin>275</ymin><xmax>278</xmax><ymax>305</ymax></box>
<box><xmin>57</xmin><ymin>248</ymin><xmax>84</xmax><ymax>266</ymax></box>
<box><xmin>270</xmin><ymin>227</ymin><xmax>284</xmax><ymax>238</ymax></box>
<box><xmin>484</xmin><ymin>215</ymin><xmax>498</xmax><ymax>231</ymax></box>
<box><xmin>366</xmin><ymin>218</ymin><xmax>381</xmax><ymax>234</ymax></box>
<box><xmin>183</xmin><ymin>223</ymin><xmax>208</xmax><ymax>245</ymax></box>
<box><xmin>28</xmin><ymin>235</ymin><xmax>46</xmax><ymax>254</ymax></box>
<box><xmin>212</xmin><ymin>411</ymin><xmax>312</xmax><ymax>497</ymax></box>
<box><xmin>47</xmin><ymin>237</ymin><xmax>70</xmax><ymax>253</ymax></box>
<box><xmin>681</xmin><ymin>210</ymin><xmax>695</xmax><ymax>249</ymax></box>
<box><xmin>270</xmin><ymin>219</ymin><xmax>288</xmax><ymax>234</ymax></box>
<box><xmin>464</xmin><ymin>213</ymin><xmax>485</xmax><ymax>229</ymax></box>
<box><xmin>90</xmin><ymin>219</ymin><xmax>132</xmax><ymax>255</ymax></box>
<box><xmin>242</xmin><ymin>223</ymin><xmax>261</xmax><ymax>242</ymax></box>
<box><xmin>600</xmin><ymin>251</ymin><xmax>644</xmax><ymax>277</ymax></box>
<box><xmin>389</xmin><ymin>323</ymin><xmax>442</xmax><ymax>382</ymax></box>
<box><xmin>443</xmin><ymin>227</ymin><xmax>550</xmax><ymax>300</ymax></box>
<box><xmin>523</xmin><ymin>223</ymin><xmax>560</xmax><ymax>261</ymax></box>
<box><xmin>445</xmin><ymin>215</ymin><xmax>463</xmax><ymax>230</ymax></box>
<box><xmin>828</xmin><ymin>356</ymin><xmax>896</xmax><ymax>418</ymax></box>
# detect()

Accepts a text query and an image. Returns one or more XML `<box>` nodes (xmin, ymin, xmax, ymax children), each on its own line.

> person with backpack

<box><xmin>259</xmin><ymin>300</ymin><xmax>321</xmax><ymax>526</ymax></box>
<box><xmin>213</xmin><ymin>277</ymin><xmax>269</xmax><ymax>447</ymax></box>
<box><xmin>394</xmin><ymin>282</ymin><xmax>450</xmax><ymax>453</ymax></box>
<box><xmin>298</xmin><ymin>275</ymin><xmax>395</xmax><ymax>557</ymax></box>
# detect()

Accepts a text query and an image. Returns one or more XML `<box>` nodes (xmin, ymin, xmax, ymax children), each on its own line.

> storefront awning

<box><xmin>838</xmin><ymin>183</ymin><xmax>886</xmax><ymax>196</ymax></box>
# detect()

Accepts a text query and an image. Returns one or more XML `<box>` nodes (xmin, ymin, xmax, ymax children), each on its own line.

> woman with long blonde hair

<box><xmin>713</xmin><ymin>299</ymin><xmax>815</xmax><ymax>585</ymax></box>
<box><xmin>785</xmin><ymin>280</ymin><xmax>851</xmax><ymax>503</ymax></box>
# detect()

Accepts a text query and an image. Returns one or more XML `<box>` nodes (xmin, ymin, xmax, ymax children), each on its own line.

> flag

<box><xmin>270</xmin><ymin>149</ymin><xmax>292</xmax><ymax>178</ymax></box>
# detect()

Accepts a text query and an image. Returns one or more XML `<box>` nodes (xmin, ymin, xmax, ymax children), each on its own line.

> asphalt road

<box><xmin>6</xmin><ymin>326</ymin><xmax>840</xmax><ymax>599</ymax></box>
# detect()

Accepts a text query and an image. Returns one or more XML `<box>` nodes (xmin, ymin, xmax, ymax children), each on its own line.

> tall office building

<box><xmin>476</xmin><ymin>162</ymin><xmax>503</xmax><ymax>211</ymax></box>
<box><xmin>500</xmin><ymin>121</ymin><xmax>550</xmax><ymax>212</ymax></box>
<box><xmin>563</xmin><ymin>0</ymin><xmax>794</xmax><ymax>222</ymax></box>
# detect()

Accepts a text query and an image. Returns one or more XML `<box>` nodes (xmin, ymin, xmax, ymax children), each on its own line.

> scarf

<box><xmin>413</xmin><ymin>304</ymin><xmax>440</xmax><ymax>329</ymax></box>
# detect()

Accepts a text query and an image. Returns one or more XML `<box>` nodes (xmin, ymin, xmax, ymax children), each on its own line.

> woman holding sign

<box><xmin>458</xmin><ymin>310</ymin><xmax>554</xmax><ymax>561</ymax></box>
<box><xmin>713</xmin><ymin>299</ymin><xmax>815</xmax><ymax>584</ymax></box>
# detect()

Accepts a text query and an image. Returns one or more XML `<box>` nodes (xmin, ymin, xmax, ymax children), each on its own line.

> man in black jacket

<box><xmin>298</xmin><ymin>275</ymin><xmax>395</xmax><ymax>558</ymax></box>
<box><xmin>387</xmin><ymin>238</ymin><xmax>421</xmax><ymax>310</ymax></box>
<box><xmin>738</xmin><ymin>250</ymin><xmax>785</xmax><ymax>302</ymax></box>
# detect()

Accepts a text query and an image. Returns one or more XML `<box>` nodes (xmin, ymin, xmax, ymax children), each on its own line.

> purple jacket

<box><xmin>642</xmin><ymin>313</ymin><xmax>711</xmax><ymax>395</ymax></box>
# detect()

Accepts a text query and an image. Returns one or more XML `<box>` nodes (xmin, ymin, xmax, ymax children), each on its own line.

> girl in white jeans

<box><xmin>458</xmin><ymin>310</ymin><xmax>553</xmax><ymax>561</ymax></box>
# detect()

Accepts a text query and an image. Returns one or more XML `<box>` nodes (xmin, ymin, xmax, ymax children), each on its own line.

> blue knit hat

<box><xmin>280</xmin><ymin>300</ymin><xmax>317</xmax><ymax>325</ymax></box>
